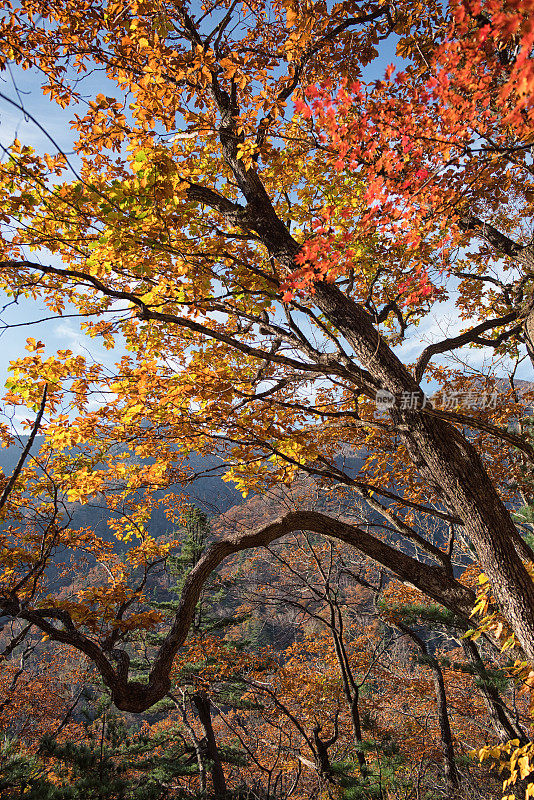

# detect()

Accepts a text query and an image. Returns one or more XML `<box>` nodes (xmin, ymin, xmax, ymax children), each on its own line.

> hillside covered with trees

<box><xmin>0</xmin><ymin>0</ymin><xmax>533</xmax><ymax>797</ymax></box>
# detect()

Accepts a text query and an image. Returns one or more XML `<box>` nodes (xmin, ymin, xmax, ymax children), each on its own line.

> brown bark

<box><xmin>395</xmin><ymin>622</ymin><xmax>460</xmax><ymax>794</ymax></box>
<box><xmin>194</xmin><ymin>116</ymin><xmax>534</xmax><ymax>673</ymax></box>
<box><xmin>311</xmin><ymin>280</ymin><xmax>534</xmax><ymax>667</ymax></box>
<box><xmin>460</xmin><ymin>638</ymin><xmax>527</xmax><ymax>745</ymax></box>
<box><xmin>3</xmin><ymin>32</ymin><xmax>534</xmax><ymax>720</ymax></box>
<box><xmin>329</xmin><ymin>612</ymin><xmax>369</xmax><ymax>779</ymax></box>
<box><xmin>1</xmin><ymin>509</ymin><xmax>476</xmax><ymax>711</ymax></box>
<box><xmin>191</xmin><ymin>690</ymin><xmax>227</xmax><ymax>797</ymax></box>
<box><xmin>312</xmin><ymin>716</ymin><xmax>339</xmax><ymax>782</ymax></box>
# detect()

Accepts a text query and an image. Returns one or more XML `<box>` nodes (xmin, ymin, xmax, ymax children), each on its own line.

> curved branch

<box><xmin>133</xmin><ymin>510</ymin><xmax>473</xmax><ymax>711</ymax></box>
<box><xmin>0</xmin><ymin>598</ymin><xmax>118</xmax><ymax>690</ymax></box>
<box><xmin>414</xmin><ymin>312</ymin><xmax>520</xmax><ymax>382</ymax></box>
<box><xmin>1</xmin><ymin>510</ymin><xmax>475</xmax><ymax>713</ymax></box>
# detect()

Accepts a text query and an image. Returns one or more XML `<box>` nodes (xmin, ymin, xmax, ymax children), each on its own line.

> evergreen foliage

<box><xmin>0</xmin><ymin>721</ymin><xmax>194</xmax><ymax>799</ymax></box>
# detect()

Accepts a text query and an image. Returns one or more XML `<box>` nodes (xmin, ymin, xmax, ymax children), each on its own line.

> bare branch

<box><xmin>0</xmin><ymin>385</ymin><xmax>47</xmax><ymax>512</ymax></box>
<box><xmin>414</xmin><ymin>312</ymin><xmax>520</xmax><ymax>382</ymax></box>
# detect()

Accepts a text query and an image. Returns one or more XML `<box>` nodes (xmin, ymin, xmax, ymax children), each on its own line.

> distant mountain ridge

<box><xmin>0</xmin><ymin>439</ymin><xmax>243</xmax><ymax>542</ymax></box>
<box><xmin>0</xmin><ymin>377</ymin><xmax>531</xmax><ymax>541</ymax></box>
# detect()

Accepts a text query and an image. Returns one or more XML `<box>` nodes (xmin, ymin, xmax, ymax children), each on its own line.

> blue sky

<box><xmin>0</xmin><ymin>31</ymin><xmax>400</xmax><ymax>384</ymax></box>
<box><xmin>0</xmin><ymin>60</ymin><xmax>123</xmax><ymax>407</ymax></box>
<box><xmin>0</xmin><ymin>18</ymin><xmax>531</xmax><ymax>428</ymax></box>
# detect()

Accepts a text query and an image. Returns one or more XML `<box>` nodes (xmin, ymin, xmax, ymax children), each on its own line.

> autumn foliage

<box><xmin>0</xmin><ymin>0</ymin><xmax>533</xmax><ymax>796</ymax></box>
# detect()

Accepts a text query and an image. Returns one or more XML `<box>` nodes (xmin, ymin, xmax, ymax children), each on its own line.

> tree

<box><xmin>138</xmin><ymin>505</ymin><xmax>253</xmax><ymax>797</ymax></box>
<box><xmin>0</xmin><ymin>0</ymin><xmax>532</xmax><ymax>720</ymax></box>
<box><xmin>220</xmin><ymin>528</ymin><xmax>510</xmax><ymax>798</ymax></box>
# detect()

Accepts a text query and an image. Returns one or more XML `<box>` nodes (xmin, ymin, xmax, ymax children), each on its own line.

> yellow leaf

<box><xmin>286</xmin><ymin>4</ymin><xmax>298</xmax><ymax>27</ymax></box>
<box><xmin>520</xmin><ymin>755</ymin><xmax>531</xmax><ymax>779</ymax></box>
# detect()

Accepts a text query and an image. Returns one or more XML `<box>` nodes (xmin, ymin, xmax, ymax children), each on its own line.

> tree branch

<box><xmin>414</xmin><ymin>312</ymin><xmax>520</xmax><ymax>382</ymax></box>
<box><xmin>1</xmin><ymin>510</ymin><xmax>475</xmax><ymax>714</ymax></box>
<box><xmin>0</xmin><ymin>385</ymin><xmax>47</xmax><ymax>512</ymax></box>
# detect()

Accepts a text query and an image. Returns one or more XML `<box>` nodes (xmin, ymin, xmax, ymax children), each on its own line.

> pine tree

<box><xmin>154</xmin><ymin>506</ymin><xmax>234</xmax><ymax>637</ymax></box>
<box><xmin>134</xmin><ymin>506</ymin><xmax>256</xmax><ymax>797</ymax></box>
<box><xmin>0</xmin><ymin>718</ymin><xmax>198</xmax><ymax>799</ymax></box>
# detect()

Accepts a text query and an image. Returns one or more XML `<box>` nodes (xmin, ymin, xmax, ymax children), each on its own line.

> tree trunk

<box><xmin>312</xmin><ymin>722</ymin><xmax>337</xmax><ymax>781</ymax></box>
<box><xmin>171</xmin><ymin>692</ymin><xmax>207</xmax><ymax>793</ymax></box>
<box><xmin>329</xmin><ymin>607</ymin><xmax>369</xmax><ymax>779</ymax></box>
<box><xmin>312</xmin><ymin>280</ymin><xmax>534</xmax><ymax>666</ymax></box>
<box><xmin>229</xmin><ymin>171</ymin><xmax>534</xmax><ymax>663</ymax></box>
<box><xmin>191</xmin><ymin>690</ymin><xmax>227</xmax><ymax>797</ymax></box>
<box><xmin>461</xmin><ymin>638</ymin><xmax>528</xmax><ymax>744</ymax></box>
<box><xmin>430</xmin><ymin>662</ymin><xmax>460</xmax><ymax>794</ymax></box>
<box><xmin>395</xmin><ymin>621</ymin><xmax>460</xmax><ymax>794</ymax></box>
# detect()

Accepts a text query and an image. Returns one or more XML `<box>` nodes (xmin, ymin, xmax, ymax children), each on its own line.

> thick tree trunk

<box><xmin>312</xmin><ymin>281</ymin><xmax>534</xmax><ymax>666</ymax></box>
<box><xmin>225</xmin><ymin>169</ymin><xmax>534</xmax><ymax>669</ymax></box>
<box><xmin>233</xmin><ymin>163</ymin><xmax>534</xmax><ymax>662</ymax></box>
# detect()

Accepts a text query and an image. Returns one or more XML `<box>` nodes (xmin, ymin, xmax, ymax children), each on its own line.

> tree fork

<box><xmin>221</xmin><ymin>167</ymin><xmax>534</xmax><ymax>669</ymax></box>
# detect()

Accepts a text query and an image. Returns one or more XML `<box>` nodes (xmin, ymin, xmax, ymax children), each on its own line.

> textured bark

<box><xmin>312</xmin><ymin>720</ymin><xmax>338</xmax><ymax>781</ymax></box>
<box><xmin>430</xmin><ymin>662</ymin><xmax>460</xmax><ymax>794</ymax></box>
<box><xmin>311</xmin><ymin>280</ymin><xmax>534</xmax><ymax>667</ymax></box>
<box><xmin>203</xmin><ymin>138</ymin><xmax>534</xmax><ymax>672</ymax></box>
<box><xmin>3</xmin><ymin>58</ymin><xmax>534</xmax><ymax>720</ymax></box>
